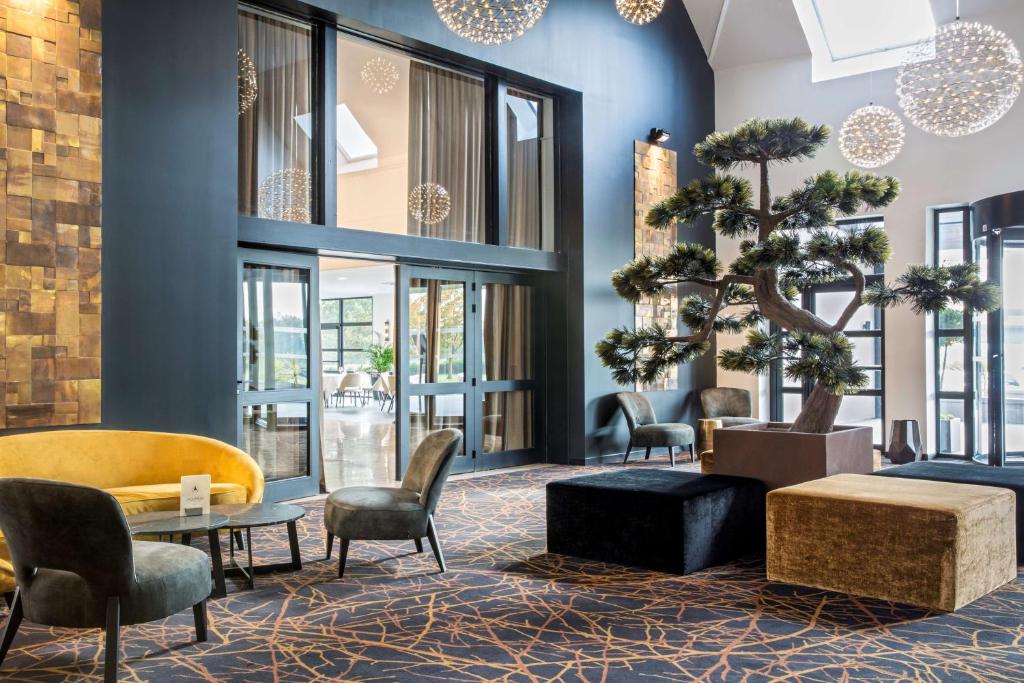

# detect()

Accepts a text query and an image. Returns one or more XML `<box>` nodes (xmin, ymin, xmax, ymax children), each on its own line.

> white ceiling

<box><xmin>682</xmin><ymin>0</ymin><xmax>1019</xmax><ymax>71</ymax></box>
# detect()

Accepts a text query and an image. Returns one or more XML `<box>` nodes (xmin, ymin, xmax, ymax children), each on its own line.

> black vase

<box><xmin>887</xmin><ymin>419</ymin><xmax>923</xmax><ymax>464</ymax></box>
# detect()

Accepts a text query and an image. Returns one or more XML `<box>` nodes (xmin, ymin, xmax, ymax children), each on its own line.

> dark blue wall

<box><xmin>99</xmin><ymin>0</ymin><xmax>716</xmax><ymax>461</ymax></box>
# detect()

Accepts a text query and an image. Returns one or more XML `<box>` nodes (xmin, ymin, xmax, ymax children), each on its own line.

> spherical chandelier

<box><xmin>409</xmin><ymin>183</ymin><xmax>451</xmax><ymax>225</ymax></box>
<box><xmin>839</xmin><ymin>105</ymin><xmax>905</xmax><ymax>169</ymax></box>
<box><xmin>360</xmin><ymin>57</ymin><xmax>400</xmax><ymax>95</ymax></box>
<box><xmin>432</xmin><ymin>0</ymin><xmax>549</xmax><ymax>46</ymax></box>
<box><xmin>238</xmin><ymin>49</ymin><xmax>258</xmax><ymax>116</ymax></box>
<box><xmin>616</xmin><ymin>0</ymin><xmax>665</xmax><ymax>25</ymax></box>
<box><xmin>896</xmin><ymin>20</ymin><xmax>1023</xmax><ymax>137</ymax></box>
<box><xmin>258</xmin><ymin>169</ymin><xmax>312</xmax><ymax>223</ymax></box>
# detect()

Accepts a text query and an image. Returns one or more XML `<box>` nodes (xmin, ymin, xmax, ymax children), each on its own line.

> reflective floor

<box><xmin>322</xmin><ymin>405</ymin><xmax>395</xmax><ymax>491</ymax></box>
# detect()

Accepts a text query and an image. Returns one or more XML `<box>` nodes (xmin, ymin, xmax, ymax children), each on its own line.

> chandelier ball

<box><xmin>360</xmin><ymin>57</ymin><xmax>400</xmax><ymax>95</ymax></box>
<box><xmin>258</xmin><ymin>169</ymin><xmax>312</xmax><ymax>223</ymax></box>
<box><xmin>896</xmin><ymin>21</ymin><xmax>1023</xmax><ymax>137</ymax></box>
<box><xmin>432</xmin><ymin>0</ymin><xmax>549</xmax><ymax>46</ymax></box>
<box><xmin>409</xmin><ymin>183</ymin><xmax>451</xmax><ymax>225</ymax></box>
<box><xmin>238</xmin><ymin>49</ymin><xmax>258</xmax><ymax>116</ymax></box>
<box><xmin>839</xmin><ymin>105</ymin><xmax>905</xmax><ymax>169</ymax></box>
<box><xmin>616</xmin><ymin>0</ymin><xmax>665</xmax><ymax>25</ymax></box>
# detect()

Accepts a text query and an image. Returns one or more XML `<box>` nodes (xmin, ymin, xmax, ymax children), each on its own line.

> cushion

<box><xmin>106</xmin><ymin>482</ymin><xmax>248</xmax><ymax>515</ymax></box>
<box><xmin>767</xmin><ymin>473</ymin><xmax>1016</xmax><ymax>611</ymax></box>
<box><xmin>547</xmin><ymin>470</ymin><xmax>765</xmax><ymax>574</ymax></box>
<box><xmin>872</xmin><ymin>460</ymin><xmax>1024</xmax><ymax>562</ymax></box>
<box><xmin>21</xmin><ymin>541</ymin><xmax>210</xmax><ymax>628</ymax></box>
<box><xmin>325</xmin><ymin>486</ymin><xmax>427</xmax><ymax>540</ymax></box>
<box><xmin>632</xmin><ymin>423</ymin><xmax>695</xmax><ymax>448</ymax></box>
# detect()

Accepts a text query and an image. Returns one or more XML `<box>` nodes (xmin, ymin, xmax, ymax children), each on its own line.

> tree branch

<box><xmin>830</xmin><ymin>260</ymin><xmax>866</xmax><ymax>333</ymax></box>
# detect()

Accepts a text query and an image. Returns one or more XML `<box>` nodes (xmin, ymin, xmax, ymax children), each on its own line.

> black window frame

<box><xmin>931</xmin><ymin>206</ymin><xmax>975</xmax><ymax>460</ymax></box>
<box><xmin>769</xmin><ymin>216</ymin><xmax>887</xmax><ymax>449</ymax></box>
<box><xmin>237</xmin><ymin>1</ymin><xmax>564</xmax><ymax>260</ymax></box>
<box><xmin>321</xmin><ymin>296</ymin><xmax>374</xmax><ymax>373</ymax></box>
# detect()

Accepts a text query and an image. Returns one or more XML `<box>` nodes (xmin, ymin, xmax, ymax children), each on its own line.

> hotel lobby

<box><xmin>0</xmin><ymin>0</ymin><xmax>1023</xmax><ymax>680</ymax></box>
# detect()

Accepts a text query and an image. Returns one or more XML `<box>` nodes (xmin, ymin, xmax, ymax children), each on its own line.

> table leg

<box><xmin>181</xmin><ymin>532</ymin><xmax>192</xmax><ymax>546</ymax></box>
<box><xmin>286</xmin><ymin>521</ymin><xmax>302</xmax><ymax>570</ymax></box>
<box><xmin>207</xmin><ymin>530</ymin><xmax>227</xmax><ymax>599</ymax></box>
<box><xmin>245</xmin><ymin>527</ymin><xmax>254</xmax><ymax>590</ymax></box>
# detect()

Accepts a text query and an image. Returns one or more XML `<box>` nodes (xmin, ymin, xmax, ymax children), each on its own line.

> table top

<box><xmin>127</xmin><ymin>511</ymin><xmax>229</xmax><ymax>535</ymax></box>
<box><xmin>211</xmin><ymin>502</ymin><xmax>306</xmax><ymax>528</ymax></box>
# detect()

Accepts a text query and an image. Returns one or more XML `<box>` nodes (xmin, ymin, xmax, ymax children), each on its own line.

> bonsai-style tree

<box><xmin>597</xmin><ymin>118</ymin><xmax>999</xmax><ymax>434</ymax></box>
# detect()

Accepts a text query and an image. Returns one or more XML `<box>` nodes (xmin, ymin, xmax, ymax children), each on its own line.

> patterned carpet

<box><xmin>1</xmin><ymin>458</ymin><xmax>1023</xmax><ymax>682</ymax></box>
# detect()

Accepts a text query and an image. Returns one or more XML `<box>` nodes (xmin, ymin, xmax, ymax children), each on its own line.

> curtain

<box><xmin>483</xmin><ymin>284</ymin><xmax>533</xmax><ymax>452</ymax></box>
<box><xmin>407</xmin><ymin>62</ymin><xmax>486</xmax><ymax>242</ymax></box>
<box><xmin>507</xmin><ymin>113</ymin><xmax>541</xmax><ymax>249</ymax></box>
<box><xmin>238</xmin><ymin>10</ymin><xmax>312</xmax><ymax>218</ymax></box>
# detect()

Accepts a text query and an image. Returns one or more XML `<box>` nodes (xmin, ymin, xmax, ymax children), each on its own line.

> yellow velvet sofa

<box><xmin>0</xmin><ymin>430</ymin><xmax>264</xmax><ymax>593</ymax></box>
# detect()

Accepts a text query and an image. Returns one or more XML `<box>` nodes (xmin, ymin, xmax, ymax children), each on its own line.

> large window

<box><xmin>239</xmin><ymin>6</ymin><xmax>558</xmax><ymax>252</ymax></box>
<box><xmin>932</xmin><ymin>207</ymin><xmax>974</xmax><ymax>458</ymax></box>
<box><xmin>321</xmin><ymin>297</ymin><xmax>373</xmax><ymax>372</ymax></box>
<box><xmin>770</xmin><ymin>217</ymin><xmax>887</xmax><ymax>447</ymax></box>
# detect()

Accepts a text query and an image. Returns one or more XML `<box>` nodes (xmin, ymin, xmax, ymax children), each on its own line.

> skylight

<box><xmin>294</xmin><ymin>105</ymin><xmax>379</xmax><ymax>175</ymax></box>
<box><xmin>793</xmin><ymin>0</ymin><xmax>936</xmax><ymax>82</ymax></box>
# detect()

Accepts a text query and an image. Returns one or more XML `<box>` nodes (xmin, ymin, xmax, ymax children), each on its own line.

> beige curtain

<box><xmin>407</xmin><ymin>62</ymin><xmax>486</xmax><ymax>242</ymax></box>
<box><xmin>507</xmin><ymin>113</ymin><xmax>541</xmax><ymax>249</ymax></box>
<box><xmin>483</xmin><ymin>284</ymin><xmax>533</xmax><ymax>452</ymax></box>
<box><xmin>238</xmin><ymin>10</ymin><xmax>311</xmax><ymax>217</ymax></box>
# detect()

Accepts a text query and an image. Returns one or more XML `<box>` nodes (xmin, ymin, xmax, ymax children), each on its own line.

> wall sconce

<box><xmin>648</xmin><ymin>128</ymin><xmax>671</xmax><ymax>144</ymax></box>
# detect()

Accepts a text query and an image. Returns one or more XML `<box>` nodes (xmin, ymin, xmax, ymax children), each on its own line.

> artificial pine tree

<box><xmin>597</xmin><ymin>118</ymin><xmax>998</xmax><ymax>434</ymax></box>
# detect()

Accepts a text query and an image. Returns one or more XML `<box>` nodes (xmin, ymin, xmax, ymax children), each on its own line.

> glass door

<box><xmin>398</xmin><ymin>267</ymin><xmax>475</xmax><ymax>475</ymax></box>
<box><xmin>238</xmin><ymin>250</ymin><xmax>321</xmax><ymax>501</ymax></box>
<box><xmin>396</xmin><ymin>267</ymin><xmax>541</xmax><ymax>476</ymax></box>
<box><xmin>979</xmin><ymin>230</ymin><xmax>1024</xmax><ymax>466</ymax></box>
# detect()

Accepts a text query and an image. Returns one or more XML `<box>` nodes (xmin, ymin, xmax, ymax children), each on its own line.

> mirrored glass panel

<box><xmin>482</xmin><ymin>283</ymin><xmax>533</xmax><ymax>381</ymax></box>
<box><xmin>835</xmin><ymin>394</ymin><xmax>883</xmax><ymax>444</ymax></box>
<box><xmin>409</xmin><ymin>279</ymin><xmax>465</xmax><ymax>384</ymax></box>
<box><xmin>938</xmin><ymin>336</ymin><xmax>966</xmax><ymax>393</ymax></box>
<box><xmin>482</xmin><ymin>391</ymin><xmax>534</xmax><ymax>452</ymax></box>
<box><xmin>242</xmin><ymin>264</ymin><xmax>310</xmax><ymax>391</ymax></box>
<box><xmin>242</xmin><ymin>402</ymin><xmax>310</xmax><ymax>481</ymax></box>
<box><xmin>239</xmin><ymin>8</ymin><xmax>314</xmax><ymax>223</ymax></box>
<box><xmin>814</xmin><ymin>290</ymin><xmax>881</xmax><ymax>331</ymax></box>
<box><xmin>783</xmin><ymin>393</ymin><xmax>802</xmax><ymax>423</ymax></box>
<box><xmin>938</xmin><ymin>398</ymin><xmax>967</xmax><ymax>455</ymax></box>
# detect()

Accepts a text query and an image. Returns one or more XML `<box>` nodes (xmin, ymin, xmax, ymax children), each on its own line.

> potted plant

<box><xmin>596</xmin><ymin>118</ymin><xmax>998</xmax><ymax>488</ymax></box>
<box><xmin>366</xmin><ymin>344</ymin><xmax>395</xmax><ymax>382</ymax></box>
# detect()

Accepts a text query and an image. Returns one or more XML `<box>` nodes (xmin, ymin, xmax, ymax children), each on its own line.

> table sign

<box><xmin>180</xmin><ymin>474</ymin><xmax>211</xmax><ymax>516</ymax></box>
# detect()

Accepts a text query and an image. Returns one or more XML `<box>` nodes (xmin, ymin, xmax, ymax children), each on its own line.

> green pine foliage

<box><xmin>596</xmin><ymin>117</ymin><xmax>1000</xmax><ymax>411</ymax></box>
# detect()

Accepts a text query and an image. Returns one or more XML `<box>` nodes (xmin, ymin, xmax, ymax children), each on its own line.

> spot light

<box><xmin>648</xmin><ymin>128</ymin><xmax>671</xmax><ymax>144</ymax></box>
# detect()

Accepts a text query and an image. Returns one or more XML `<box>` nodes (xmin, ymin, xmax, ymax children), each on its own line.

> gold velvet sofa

<box><xmin>0</xmin><ymin>430</ymin><xmax>264</xmax><ymax>593</ymax></box>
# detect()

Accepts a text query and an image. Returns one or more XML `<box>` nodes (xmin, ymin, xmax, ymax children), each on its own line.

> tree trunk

<box><xmin>790</xmin><ymin>384</ymin><xmax>843</xmax><ymax>434</ymax></box>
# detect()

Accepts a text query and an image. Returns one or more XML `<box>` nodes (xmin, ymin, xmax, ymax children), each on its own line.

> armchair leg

<box><xmin>622</xmin><ymin>439</ymin><xmax>633</xmax><ymax>464</ymax></box>
<box><xmin>688</xmin><ymin>443</ymin><xmax>696</xmax><ymax>463</ymax></box>
<box><xmin>337</xmin><ymin>539</ymin><xmax>350</xmax><ymax>578</ymax></box>
<box><xmin>233</xmin><ymin>531</ymin><xmax>245</xmax><ymax>551</ymax></box>
<box><xmin>414</xmin><ymin>538</ymin><xmax>424</xmax><ymax>553</ymax></box>
<box><xmin>193</xmin><ymin>600</ymin><xmax>208</xmax><ymax>642</ymax></box>
<box><xmin>104</xmin><ymin>596</ymin><xmax>120</xmax><ymax>683</ymax></box>
<box><xmin>326</xmin><ymin>532</ymin><xmax>334</xmax><ymax>559</ymax></box>
<box><xmin>644</xmin><ymin>447</ymin><xmax>651</xmax><ymax>460</ymax></box>
<box><xmin>426</xmin><ymin>516</ymin><xmax>447</xmax><ymax>573</ymax></box>
<box><xmin>0</xmin><ymin>589</ymin><xmax>23</xmax><ymax>666</ymax></box>
<box><xmin>668</xmin><ymin>446</ymin><xmax>676</xmax><ymax>468</ymax></box>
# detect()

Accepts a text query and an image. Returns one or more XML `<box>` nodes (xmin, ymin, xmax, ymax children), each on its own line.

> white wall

<box><xmin>713</xmin><ymin>3</ymin><xmax>1024</xmax><ymax>448</ymax></box>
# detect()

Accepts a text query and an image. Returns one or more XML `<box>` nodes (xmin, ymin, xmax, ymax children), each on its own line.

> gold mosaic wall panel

<box><xmin>0</xmin><ymin>0</ymin><xmax>101</xmax><ymax>428</ymax></box>
<box><xmin>634</xmin><ymin>141</ymin><xmax>677</xmax><ymax>392</ymax></box>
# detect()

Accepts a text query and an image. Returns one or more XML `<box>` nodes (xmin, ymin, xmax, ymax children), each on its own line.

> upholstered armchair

<box><xmin>617</xmin><ymin>393</ymin><xmax>696</xmax><ymax>467</ymax></box>
<box><xmin>698</xmin><ymin>387</ymin><xmax>762</xmax><ymax>455</ymax></box>
<box><xmin>0</xmin><ymin>479</ymin><xmax>211</xmax><ymax>682</ymax></box>
<box><xmin>324</xmin><ymin>429</ymin><xmax>463</xmax><ymax>578</ymax></box>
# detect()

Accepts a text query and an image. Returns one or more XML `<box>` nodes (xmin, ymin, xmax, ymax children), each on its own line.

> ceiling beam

<box><xmin>707</xmin><ymin>0</ymin><xmax>731</xmax><ymax>66</ymax></box>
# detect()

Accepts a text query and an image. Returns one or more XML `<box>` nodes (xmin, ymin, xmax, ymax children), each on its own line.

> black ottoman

<box><xmin>546</xmin><ymin>469</ymin><xmax>765</xmax><ymax>575</ymax></box>
<box><xmin>873</xmin><ymin>461</ymin><xmax>1024</xmax><ymax>562</ymax></box>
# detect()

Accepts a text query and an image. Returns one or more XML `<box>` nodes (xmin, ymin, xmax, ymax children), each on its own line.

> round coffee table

<box><xmin>212</xmin><ymin>503</ymin><xmax>306</xmax><ymax>591</ymax></box>
<box><xmin>126</xmin><ymin>511</ymin><xmax>230</xmax><ymax>598</ymax></box>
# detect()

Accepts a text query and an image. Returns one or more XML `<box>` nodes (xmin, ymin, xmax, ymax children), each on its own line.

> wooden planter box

<box><xmin>711</xmin><ymin>422</ymin><xmax>874</xmax><ymax>491</ymax></box>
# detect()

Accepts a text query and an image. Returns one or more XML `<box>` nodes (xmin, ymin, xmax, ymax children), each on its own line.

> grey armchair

<box><xmin>0</xmin><ymin>478</ymin><xmax>211</xmax><ymax>682</ymax></box>
<box><xmin>699</xmin><ymin>387</ymin><xmax>761</xmax><ymax>454</ymax></box>
<box><xmin>324</xmin><ymin>429</ymin><xmax>463</xmax><ymax>578</ymax></box>
<box><xmin>617</xmin><ymin>393</ymin><xmax>695</xmax><ymax>467</ymax></box>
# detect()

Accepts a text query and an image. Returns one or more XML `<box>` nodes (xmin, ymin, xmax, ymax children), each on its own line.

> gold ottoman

<box><xmin>767</xmin><ymin>473</ymin><xmax>1016</xmax><ymax>611</ymax></box>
